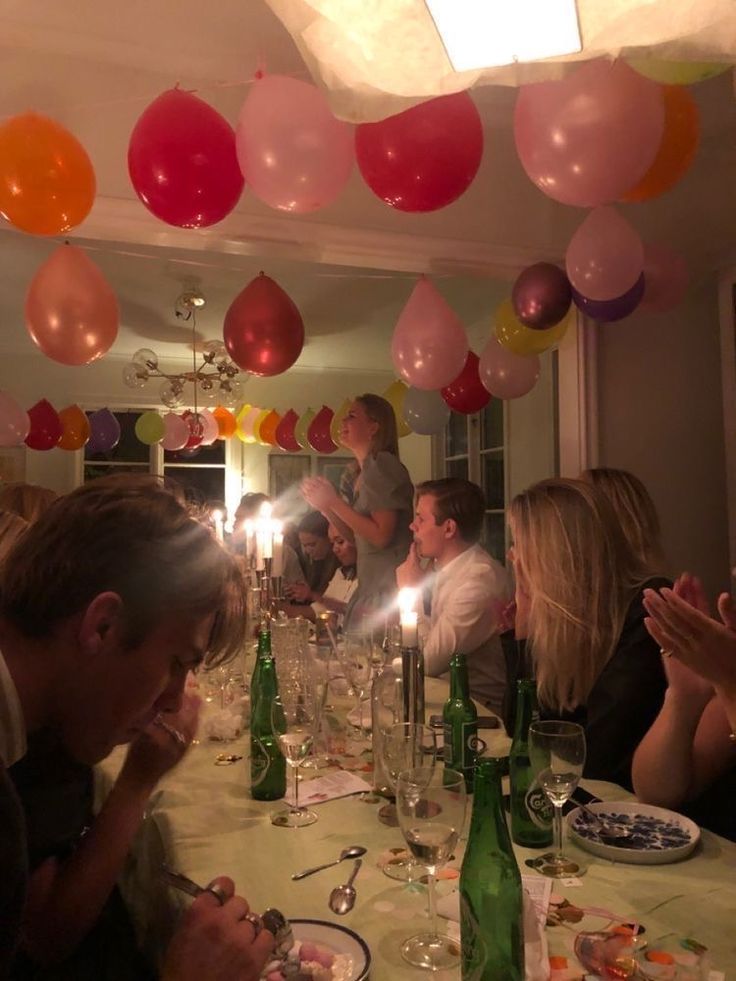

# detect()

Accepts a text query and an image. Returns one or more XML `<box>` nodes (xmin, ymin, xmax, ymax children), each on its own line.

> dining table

<box><xmin>98</xmin><ymin>674</ymin><xmax>736</xmax><ymax>980</ymax></box>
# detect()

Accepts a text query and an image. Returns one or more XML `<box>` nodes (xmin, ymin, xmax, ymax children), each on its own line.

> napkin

<box><xmin>436</xmin><ymin>877</ymin><xmax>551</xmax><ymax>981</ymax></box>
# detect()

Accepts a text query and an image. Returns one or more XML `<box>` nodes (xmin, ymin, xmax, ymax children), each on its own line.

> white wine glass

<box><xmin>270</xmin><ymin>681</ymin><xmax>320</xmax><ymax>828</ymax></box>
<box><xmin>528</xmin><ymin>720</ymin><xmax>586</xmax><ymax>877</ymax></box>
<box><xmin>342</xmin><ymin>632</ymin><xmax>374</xmax><ymax>740</ymax></box>
<box><xmin>396</xmin><ymin>766</ymin><xmax>467</xmax><ymax>971</ymax></box>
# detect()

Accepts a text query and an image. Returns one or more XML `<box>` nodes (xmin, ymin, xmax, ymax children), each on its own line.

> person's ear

<box><xmin>444</xmin><ymin>518</ymin><xmax>458</xmax><ymax>540</ymax></box>
<box><xmin>77</xmin><ymin>592</ymin><xmax>124</xmax><ymax>656</ymax></box>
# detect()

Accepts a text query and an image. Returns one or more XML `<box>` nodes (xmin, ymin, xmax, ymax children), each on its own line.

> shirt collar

<box><xmin>0</xmin><ymin>648</ymin><xmax>26</xmax><ymax>766</ymax></box>
<box><xmin>435</xmin><ymin>543</ymin><xmax>477</xmax><ymax>581</ymax></box>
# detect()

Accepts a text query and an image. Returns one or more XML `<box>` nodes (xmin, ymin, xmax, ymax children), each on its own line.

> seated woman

<box><xmin>283</xmin><ymin>511</ymin><xmax>339</xmax><ymax>606</ymax></box>
<box><xmin>282</xmin><ymin>524</ymin><xmax>358</xmax><ymax>623</ymax></box>
<box><xmin>503</xmin><ymin>477</ymin><xmax>669</xmax><ymax>790</ymax></box>
<box><xmin>635</xmin><ymin>574</ymin><xmax>736</xmax><ymax>840</ymax></box>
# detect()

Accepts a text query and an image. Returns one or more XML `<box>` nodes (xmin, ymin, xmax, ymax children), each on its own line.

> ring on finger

<box><xmin>239</xmin><ymin>911</ymin><xmax>263</xmax><ymax>937</ymax></box>
<box><xmin>203</xmin><ymin>883</ymin><xmax>229</xmax><ymax>906</ymax></box>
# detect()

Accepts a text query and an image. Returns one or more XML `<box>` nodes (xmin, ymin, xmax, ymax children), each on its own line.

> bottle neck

<box><xmin>512</xmin><ymin>684</ymin><xmax>536</xmax><ymax>740</ymax></box>
<box><xmin>469</xmin><ymin>763</ymin><xmax>509</xmax><ymax>842</ymax></box>
<box><xmin>449</xmin><ymin>655</ymin><xmax>471</xmax><ymax>701</ymax></box>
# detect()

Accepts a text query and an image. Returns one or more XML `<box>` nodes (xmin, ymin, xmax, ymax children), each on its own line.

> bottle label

<box><xmin>250</xmin><ymin>736</ymin><xmax>271</xmax><ymax>788</ymax></box>
<box><xmin>525</xmin><ymin>778</ymin><xmax>554</xmax><ymax>828</ymax></box>
<box><xmin>442</xmin><ymin>723</ymin><xmax>453</xmax><ymax>764</ymax></box>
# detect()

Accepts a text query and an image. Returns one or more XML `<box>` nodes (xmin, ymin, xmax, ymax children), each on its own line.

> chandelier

<box><xmin>121</xmin><ymin>290</ymin><xmax>245</xmax><ymax>409</ymax></box>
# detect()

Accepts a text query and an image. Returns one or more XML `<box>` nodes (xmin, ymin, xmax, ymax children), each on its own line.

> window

<box><xmin>83</xmin><ymin>411</ymin><xmax>151</xmax><ymax>482</ymax></box>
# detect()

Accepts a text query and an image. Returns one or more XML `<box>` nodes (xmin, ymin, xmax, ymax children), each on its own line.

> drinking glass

<box><xmin>342</xmin><ymin>632</ymin><xmax>374</xmax><ymax>740</ymax></box>
<box><xmin>270</xmin><ymin>680</ymin><xmax>321</xmax><ymax>828</ymax></box>
<box><xmin>528</xmin><ymin>720</ymin><xmax>587</xmax><ymax>877</ymax></box>
<box><xmin>396</xmin><ymin>766</ymin><xmax>467</xmax><ymax>971</ymax></box>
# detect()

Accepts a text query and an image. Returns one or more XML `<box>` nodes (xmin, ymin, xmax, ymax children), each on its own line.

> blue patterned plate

<box><xmin>567</xmin><ymin>801</ymin><xmax>700</xmax><ymax>865</ymax></box>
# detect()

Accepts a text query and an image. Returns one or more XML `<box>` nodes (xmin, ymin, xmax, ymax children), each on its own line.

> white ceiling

<box><xmin>0</xmin><ymin>0</ymin><xmax>734</xmax><ymax>380</ymax></box>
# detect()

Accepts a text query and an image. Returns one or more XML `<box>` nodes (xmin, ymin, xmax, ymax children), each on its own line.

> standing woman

<box><xmin>301</xmin><ymin>394</ymin><xmax>414</xmax><ymax>624</ymax></box>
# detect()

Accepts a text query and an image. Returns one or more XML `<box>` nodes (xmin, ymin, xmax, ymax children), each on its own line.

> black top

<box><xmin>502</xmin><ymin>584</ymin><xmax>669</xmax><ymax>791</ymax></box>
<box><xmin>0</xmin><ymin>762</ymin><xmax>27</xmax><ymax>980</ymax></box>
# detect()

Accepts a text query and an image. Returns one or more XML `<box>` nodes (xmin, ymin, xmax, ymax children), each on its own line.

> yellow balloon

<box><xmin>495</xmin><ymin>299</ymin><xmax>571</xmax><ymax>356</ymax></box>
<box><xmin>383</xmin><ymin>380</ymin><xmax>412</xmax><ymax>438</ymax></box>
<box><xmin>235</xmin><ymin>404</ymin><xmax>256</xmax><ymax>443</ymax></box>
<box><xmin>330</xmin><ymin>398</ymin><xmax>351</xmax><ymax>446</ymax></box>
<box><xmin>295</xmin><ymin>408</ymin><xmax>316</xmax><ymax>449</ymax></box>
<box><xmin>253</xmin><ymin>408</ymin><xmax>272</xmax><ymax>446</ymax></box>
<box><xmin>626</xmin><ymin>58</ymin><xmax>731</xmax><ymax>85</ymax></box>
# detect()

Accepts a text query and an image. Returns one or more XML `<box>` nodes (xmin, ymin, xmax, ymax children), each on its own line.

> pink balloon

<box><xmin>161</xmin><ymin>412</ymin><xmax>189</xmax><ymax>451</ymax></box>
<box><xmin>391</xmin><ymin>277</ymin><xmax>469</xmax><ymax>390</ymax></box>
<box><xmin>514</xmin><ymin>59</ymin><xmax>664</xmax><ymax>207</ymax></box>
<box><xmin>566</xmin><ymin>207</ymin><xmax>644</xmax><ymax>302</ymax></box>
<box><xmin>479</xmin><ymin>337</ymin><xmax>540</xmax><ymax>400</ymax></box>
<box><xmin>639</xmin><ymin>244</ymin><xmax>689</xmax><ymax>313</ymax></box>
<box><xmin>0</xmin><ymin>392</ymin><xmax>30</xmax><ymax>447</ymax></box>
<box><xmin>25</xmin><ymin>245</ymin><xmax>119</xmax><ymax>366</ymax></box>
<box><xmin>236</xmin><ymin>74</ymin><xmax>354</xmax><ymax>214</ymax></box>
<box><xmin>128</xmin><ymin>89</ymin><xmax>244</xmax><ymax>228</ymax></box>
<box><xmin>199</xmin><ymin>409</ymin><xmax>220</xmax><ymax>446</ymax></box>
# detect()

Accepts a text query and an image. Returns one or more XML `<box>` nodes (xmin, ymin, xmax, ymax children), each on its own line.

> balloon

<box><xmin>259</xmin><ymin>410</ymin><xmax>281</xmax><ymax>447</ymax></box>
<box><xmin>236</xmin><ymin>74</ymin><xmax>354</xmax><ymax>214</ymax></box>
<box><xmin>441</xmin><ymin>352</ymin><xmax>491</xmax><ymax>415</ymax></box>
<box><xmin>479</xmin><ymin>337</ymin><xmax>540</xmax><ymax>400</ymax></box>
<box><xmin>308</xmin><ymin>405</ymin><xmax>338</xmax><ymax>454</ymax></box>
<box><xmin>572</xmin><ymin>275</ymin><xmax>645</xmax><ymax>322</ymax></box>
<box><xmin>181</xmin><ymin>412</ymin><xmax>205</xmax><ymax>450</ymax></box>
<box><xmin>275</xmin><ymin>409</ymin><xmax>301</xmax><ymax>452</ymax></box>
<box><xmin>213</xmin><ymin>406</ymin><xmax>237</xmax><ymax>439</ymax></box>
<box><xmin>128</xmin><ymin>88</ymin><xmax>243</xmax><ymax>228</ymax></box>
<box><xmin>25</xmin><ymin>245</ymin><xmax>119</xmax><ymax>366</ymax></box>
<box><xmin>224</xmin><ymin>273</ymin><xmax>305</xmax><ymax>377</ymax></box>
<box><xmin>382</xmin><ymin>381</ymin><xmax>411</xmax><ymax>438</ymax></box>
<box><xmin>355</xmin><ymin>92</ymin><xmax>483</xmax><ymax>212</ymax></box>
<box><xmin>25</xmin><ymin>399</ymin><xmax>62</xmax><ymax>451</ymax></box>
<box><xmin>626</xmin><ymin>58</ymin><xmax>731</xmax><ymax>86</ymax></box>
<box><xmin>236</xmin><ymin>405</ymin><xmax>260</xmax><ymax>444</ymax></box>
<box><xmin>403</xmin><ymin>388</ymin><xmax>451</xmax><ymax>435</ymax></box>
<box><xmin>87</xmin><ymin>409</ymin><xmax>121</xmax><ymax>454</ymax></box>
<box><xmin>135</xmin><ymin>411</ymin><xmax>165</xmax><ymax>446</ymax></box>
<box><xmin>495</xmin><ymin>299</ymin><xmax>571</xmax><ymax>356</ymax></box>
<box><xmin>57</xmin><ymin>404</ymin><xmax>91</xmax><ymax>451</ymax></box>
<box><xmin>295</xmin><ymin>408</ymin><xmax>316</xmax><ymax>449</ymax></box>
<box><xmin>514</xmin><ymin>59</ymin><xmax>664</xmax><ymax>207</ymax></box>
<box><xmin>0</xmin><ymin>112</ymin><xmax>95</xmax><ymax>235</ymax></box>
<box><xmin>512</xmin><ymin>263</ymin><xmax>571</xmax><ymax>330</ymax></box>
<box><xmin>199</xmin><ymin>409</ymin><xmax>220</xmax><ymax>446</ymax></box>
<box><xmin>620</xmin><ymin>86</ymin><xmax>699</xmax><ymax>203</ymax></box>
<box><xmin>639</xmin><ymin>244</ymin><xmax>689</xmax><ymax>313</ymax></box>
<box><xmin>161</xmin><ymin>413</ymin><xmax>189</xmax><ymax>452</ymax></box>
<box><xmin>330</xmin><ymin>399</ymin><xmax>352</xmax><ymax>445</ymax></box>
<box><xmin>566</xmin><ymin>207</ymin><xmax>644</xmax><ymax>302</ymax></box>
<box><xmin>251</xmin><ymin>409</ymin><xmax>271</xmax><ymax>445</ymax></box>
<box><xmin>0</xmin><ymin>392</ymin><xmax>30</xmax><ymax>447</ymax></box>
<box><xmin>392</xmin><ymin>278</ymin><xmax>469</xmax><ymax>390</ymax></box>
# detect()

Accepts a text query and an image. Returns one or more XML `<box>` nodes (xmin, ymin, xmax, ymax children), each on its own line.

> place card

<box><xmin>284</xmin><ymin>770</ymin><xmax>372</xmax><ymax>807</ymax></box>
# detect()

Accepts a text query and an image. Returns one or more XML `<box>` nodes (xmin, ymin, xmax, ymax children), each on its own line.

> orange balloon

<box><xmin>621</xmin><ymin>86</ymin><xmax>699</xmax><ymax>203</ymax></box>
<box><xmin>0</xmin><ymin>112</ymin><xmax>96</xmax><ymax>235</ymax></box>
<box><xmin>259</xmin><ymin>409</ymin><xmax>281</xmax><ymax>446</ymax></box>
<box><xmin>57</xmin><ymin>404</ymin><xmax>91</xmax><ymax>451</ymax></box>
<box><xmin>212</xmin><ymin>405</ymin><xmax>237</xmax><ymax>439</ymax></box>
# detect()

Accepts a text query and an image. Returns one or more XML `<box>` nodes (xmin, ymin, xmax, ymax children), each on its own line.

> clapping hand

<box><xmin>301</xmin><ymin>476</ymin><xmax>339</xmax><ymax>511</ymax></box>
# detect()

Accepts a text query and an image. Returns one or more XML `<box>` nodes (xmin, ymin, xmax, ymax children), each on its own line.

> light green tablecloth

<box><xmin>99</xmin><ymin>677</ymin><xmax>736</xmax><ymax>979</ymax></box>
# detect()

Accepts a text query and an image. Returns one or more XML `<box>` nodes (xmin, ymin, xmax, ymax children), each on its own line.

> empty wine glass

<box><xmin>270</xmin><ymin>680</ymin><xmax>321</xmax><ymax>828</ymax></box>
<box><xmin>342</xmin><ymin>632</ymin><xmax>374</xmax><ymax>740</ymax></box>
<box><xmin>396</xmin><ymin>766</ymin><xmax>467</xmax><ymax>971</ymax></box>
<box><xmin>528</xmin><ymin>720</ymin><xmax>587</xmax><ymax>877</ymax></box>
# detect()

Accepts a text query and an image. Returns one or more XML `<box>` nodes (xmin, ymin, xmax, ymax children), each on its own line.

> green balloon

<box><xmin>627</xmin><ymin>57</ymin><xmax>731</xmax><ymax>85</ymax></box>
<box><xmin>294</xmin><ymin>408</ymin><xmax>315</xmax><ymax>449</ymax></box>
<box><xmin>135</xmin><ymin>410</ymin><xmax>165</xmax><ymax>445</ymax></box>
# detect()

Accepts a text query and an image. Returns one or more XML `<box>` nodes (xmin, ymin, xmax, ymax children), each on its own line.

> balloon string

<box><xmin>192</xmin><ymin>309</ymin><xmax>198</xmax><ymax>419</ymax></box>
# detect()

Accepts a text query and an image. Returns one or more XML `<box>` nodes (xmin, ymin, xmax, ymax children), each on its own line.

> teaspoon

<box><xmin>328</xmin><ymin>859</ymin><xmax>362</xmax><ymax>915</ymax></box>
<box><xmin>292</xmin><ymin>845</ymin><xmax>367</xmax><ymax>881</ymax></box>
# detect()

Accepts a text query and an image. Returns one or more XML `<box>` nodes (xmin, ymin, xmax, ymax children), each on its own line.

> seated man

<box><xmin>396</xmin><ymin>478</ymin><xmax>510</xmax><ymax>715</ymax></box>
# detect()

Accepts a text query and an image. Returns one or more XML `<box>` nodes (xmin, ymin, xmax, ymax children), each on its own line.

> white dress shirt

<box><xmin>312</xmin><ymin>568</ymin><xmax>358</xmax><ymax>618</ymax></box>
<box><xmin>0</xmin><ymin>648</ymin><xmax>26</xmax><ymax>766</ymax></box>
<box><xmin>420</xmin><ymin>544</ymin><xmax>510</xmax><ymax>715</ymax></box>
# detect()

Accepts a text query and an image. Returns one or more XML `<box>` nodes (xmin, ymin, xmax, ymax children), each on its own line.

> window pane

<box><xmin>446</xmin><ymin>457</ymin><xmax>469</xmax><ymax>481</ymax></box>
<box><xmin>481</xmin><ymin>399</ymin><xmax>503</xmax><ymax>450</ymax></box>
<box><xmin>164</xmin><ymin>466</ymin><xmax>225</xmax><ymax>506</ymax></box>
<box><xmin>481</xmin><ymin>450</ymin><xmax>504</xmax><ymax>509</ymax></box>
<box><xmin>483</xmin><ymin>512</ymin><xmax>507</xmax><ymax>564</ymax></box>
<box><xmin>84</xmin><ymin>463</ymin><xmax>149</xmax><ymax>482</ymax></box>
<box><xmin>445</xmin><ymin>412</ymin><xmax>468</xmax><ymax>457</ymax></box>
<box><xmin>84</xmin><ymin>411</ymin><xmax>149</xmax><ymax>464</ymax></box>
<box><xmin>164</xmin><ymin>440</ymin><xmax>225</xmax><ymax>465</ymax></box>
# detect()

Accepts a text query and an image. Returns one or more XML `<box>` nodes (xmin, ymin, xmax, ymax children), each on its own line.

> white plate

<box><xmin>287</xmin><ymin>919</ymin><xmax>371</xmax><ymax>980</ymax></box>
<box><xmin>567</xmin><ymin>800</ymin><xmax>700</xmax><ymax>865</ymax></box>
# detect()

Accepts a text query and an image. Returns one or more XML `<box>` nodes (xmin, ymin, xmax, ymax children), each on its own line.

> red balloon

<box><xmin>224</xmin><ymin>273</ymin><xmax>305</xmax><ymax>377</ymax></box>
<box><xmin>308</xmin><ymin>405</ymin><xmax>338</xmax><ymax>454</ymax></box>
<box><xmin>355</xmin><ymin>93</ymin><xmax>483</xmax><ymax>212</ymax></box>
<box><xmin>182</xmin><ymin>411</ymin><xmax>204</xmax><ymax>449</ymax></box>
<box><xmin>25</xmin><ymin>399</ymin><xmax>62</xmax><ymax>451</ymax></box>
<box><xmin>441</xmin><ymin>352</ymin><xmax>491</xmax><ymax>415</ymax></box>
<box><xmin>128</xmin><ymin>89</ymin><xmax>244</xmax><ymax>228</ymax></box>
<box><xmin>275</xmin><ymin>409</ymin><xmax>301</xmax><ymax>452</ymax></box>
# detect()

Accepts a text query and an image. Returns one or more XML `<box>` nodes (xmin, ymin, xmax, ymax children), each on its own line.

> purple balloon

<box><xmin>87</xmin><ymin>408</ymin><xmax>121</xmax><ymax>453</ymax></box>
<box><xmin>572</xmin><ymin>275</ymin><xmax>645</xmax><ymax>323</ymax></box>
<box><xmin>512</xmin><ymin>263</ymin><xmax>572</xmax><ymax>330</ymax></box>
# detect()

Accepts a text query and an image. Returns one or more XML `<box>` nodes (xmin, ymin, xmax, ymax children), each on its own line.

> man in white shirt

<box><xmin>396</xmin><ymin>478</ymin><xmax>510</xmax><ymax>714</ymax></box>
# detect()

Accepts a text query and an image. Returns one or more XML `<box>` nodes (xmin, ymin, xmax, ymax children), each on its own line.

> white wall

<box><xmin>597</xmin><ymin>275</ymin><xmax>729</xmax><ymax>597</ymax></box>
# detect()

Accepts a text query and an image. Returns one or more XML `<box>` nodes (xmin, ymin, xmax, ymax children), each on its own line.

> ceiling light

<box><xmin>425</xmin><ymin>0</ymin><xmax>582</xmax><ymax>71</ymax></box>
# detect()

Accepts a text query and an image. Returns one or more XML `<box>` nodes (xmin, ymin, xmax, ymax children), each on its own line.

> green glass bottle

<box><xmin>442</xmin><ymin>653</ymin><xmax>479</xmax><ymax>792</ymax></box>
<box><xmin>460</xmin><ymin>758</ymin><xmax>525</xmax><ymax>981</ymax></box>
<box><xmin>250</xmin><ymin>652</ymin><xmax>286</xmax><ymax>801</ymax></box>
<box><xmin>509</xmin><ymin>679</ymin><xmax>553</xmax><ymax>847</ymax></box>
<box><xmin>250</xmin><ymin>624</ymin><xmax>272</xmax><ymax>719</ymax></box>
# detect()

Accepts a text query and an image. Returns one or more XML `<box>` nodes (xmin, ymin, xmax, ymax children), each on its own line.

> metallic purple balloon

<box><xmin>571</xmin><ymin>274</ymin><xmax>645</xmax><ymax>323</ymax></box>
<box><xmin>512</xmin><ymin>262</ymin><xmax>572</xmax><ymax>330</ymax></box>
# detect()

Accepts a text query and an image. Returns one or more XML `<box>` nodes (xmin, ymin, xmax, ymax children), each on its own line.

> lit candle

<box><xmin>259</xmin><ymin>502</ymin><xmax>273</xmax><ymax>562</ymax></box>
<box><xmin>272</xmin><ymin>521</ymin><xmax>284</xmax><ymax>578</ymax></box>
<box><xmin>398</xmin><ymin>587</ymin><xmax>419</xmax><ymax>648</ymax></box>
<box><xmin>244</xmin><ymin>519</ymin><xmax>255</xmax><ymax>560</ymax></box>
<box><xmin>212</xmin><ymin>508</ymin><xmax>224</xmax><ymax>543</ymax></box>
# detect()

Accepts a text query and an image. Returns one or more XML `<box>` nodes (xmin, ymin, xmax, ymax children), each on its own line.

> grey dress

<box><xmin>346</xmin><ymin>451</ymin><xmax>414</xmax><ymax>623</ymax></box>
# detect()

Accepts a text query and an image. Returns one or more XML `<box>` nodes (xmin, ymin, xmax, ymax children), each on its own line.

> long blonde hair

<box><xmin>355</xmin><ymin>394</ymin><xmax>400</xmax><ymax>458</ymax></box>
<box><xmin>510</xmin><ymin>478</ymin><xmax>659</xmax><ymax>712</ymax></box>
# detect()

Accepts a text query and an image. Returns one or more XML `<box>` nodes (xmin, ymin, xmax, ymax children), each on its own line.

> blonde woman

<box><xmin>504</xmin><ymin>478</ymin><xmax>669</xmax><ymax>789</ymax></box>
<box><xmin>301</xmin><ymin>394</ymin><xmax>413</xmax><ymax>623</ymax></box>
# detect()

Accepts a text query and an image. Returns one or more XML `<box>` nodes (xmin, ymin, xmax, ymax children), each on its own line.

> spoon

<box><xmin>574</xmin><ymin>801</ymin><xmax>632</xmax><ymax>842</ymax></box>
<box><xmin>292</xmin><ymin>845</ymin><xmax>367</xmax><ymax>881</ymax></box>
<box><xmin>328</xmin><ymin>859</ymin><xmax>362</xmax><ymax>915</ymax></box>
